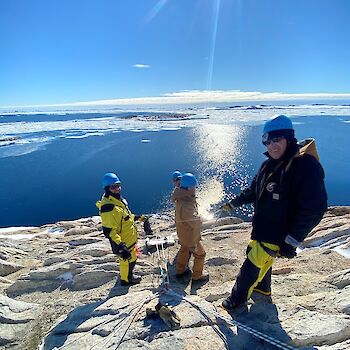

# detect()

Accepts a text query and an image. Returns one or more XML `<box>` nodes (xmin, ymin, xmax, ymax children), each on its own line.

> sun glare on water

<box><xmin>192</xmin><ymin>123</ymin><xmax>247</xmax><ymax>219</ymax></box>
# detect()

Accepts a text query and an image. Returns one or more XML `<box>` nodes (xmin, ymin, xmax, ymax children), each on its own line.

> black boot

<box><xmin>120</xmin><ymin>276</ymin><xmax>141</xmax><ymax>286</ymax></box>
<box><xmin>127</xmin><ymin>261</ymin><xmax>141</xmax><ymax>285</ymax></box>
<box><xmin>143</xmin><ymin>219</ymin><xmax>153</xmax><ymax>236</ymax></box>
<box><xmin>222</xmin><ymin>297</ymin><xmax>238</xmax><ymax>311</ymax></box>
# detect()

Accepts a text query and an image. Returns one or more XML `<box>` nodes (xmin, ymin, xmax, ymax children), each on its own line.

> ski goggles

<box><xmin>263</xmin><ymin>136</ymin><xmax>285</xmax><ymax>146</ymax></box>
<box><xmin>109</xmin><ymin>184</ymin><xmax>121</xmax><ymax>189</ymax></box>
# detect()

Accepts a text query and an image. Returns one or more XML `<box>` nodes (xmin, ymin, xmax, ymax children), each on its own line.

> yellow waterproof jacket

<box><xmin>172</xmin><ymin>188</ymin><xmax>202</xmax><ymax>248</ymax></box>
<box><xmin>96</xmin><ymin>194</ymin><xmax>138</xmax><ymax>248</ymax></box>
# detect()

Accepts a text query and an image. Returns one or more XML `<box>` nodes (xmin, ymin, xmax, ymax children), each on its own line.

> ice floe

<box><xmin>0</xmin><ymin>104</ymin><xmax>349</xmax><ymax>158</ymax></box>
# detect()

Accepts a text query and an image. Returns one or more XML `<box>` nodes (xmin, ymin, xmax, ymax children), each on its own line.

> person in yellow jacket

<box><xmin>172</xmin><ymin>173</ymin><xmax>208</xmax><ymax>283</ymax></box>
<box><xmin>96</xmin><ymin>172</ymin><xmax>143</xmax><ymax>286</ymax></box>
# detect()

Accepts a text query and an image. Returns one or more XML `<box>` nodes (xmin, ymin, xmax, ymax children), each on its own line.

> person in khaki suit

<box><xmin>172</xmin><ymin>173</ymin><xmax>208</xmax><ymax>283</ymax></box>
<box><xmin>172</xmin><ymin>170</ymin><xmax>182</xmax><ymax>188</ymax></box>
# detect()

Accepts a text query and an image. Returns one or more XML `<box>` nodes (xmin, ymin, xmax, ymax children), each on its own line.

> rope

<box><xmin>180</xmin><ymin>295</ymin><xmax>230</xmax><ymax>350</ymax></box>
<box><xmin>153</xmin><ymin>234</ymin><xmax>170</xmax><ymax>289</ymax></box>
<box><xmin>160</xmin><ymin>234</ymin><xmax>170</xmax><ymax>288</ymax></box>
<box><xmin>54</xmin><ymin>238</ymin><xmax>298</xmax><ymax>350</ymax></box>
<box><xmin>112</xmin><ymin>295</ymin><xmax>154</xmax><ymax>349</ymax></box>
<box><xmin>148</xmin><ymin>242</ymin><xmax>227</xmax><ymax>350</ymax></box>
<box><xmin>92</xmin><ymin>294</ymin><xmax>157</xmax><ymax>350</ymax></box>
<box><xmin>53</xmin><ymin>219</ymin><xmax>297</xmax><ymax>350</ymax></box>
<box><xmin>55</xmin><ymin>293</ymin><xmax>158</xmax><ymax>350</ymax></box>
<box><xmin>165</xmin><ymin>289</ymin><xmax>299</xmax><ymax>350</ymax></box>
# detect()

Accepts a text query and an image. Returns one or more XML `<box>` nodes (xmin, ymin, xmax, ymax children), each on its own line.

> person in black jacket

<box><xmin>221</xmin><ymin>115</ymin><xmax>327</xmax><ymax>310</ymax></box>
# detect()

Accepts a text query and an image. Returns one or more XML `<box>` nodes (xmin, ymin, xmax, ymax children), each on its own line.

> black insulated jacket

<box><xmin>231</xmin><ymin>139</ymin><xmax>328</xmax><ymax>246</ymax></box>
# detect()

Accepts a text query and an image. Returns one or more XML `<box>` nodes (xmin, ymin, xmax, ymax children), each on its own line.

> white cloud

<box><xmin>162</xmin><ymin>90</ymin><xmax>350</xmax><ymax>103</ymax></box>
<box><xmin>132</xmin><ymin>64</ymin><xmax>151</xmax><ymax>69</ymax></box>
<box><xmin>2</xmin><ymin>89</ymin><xmax>350</xmax><ymax>110</ymax></box>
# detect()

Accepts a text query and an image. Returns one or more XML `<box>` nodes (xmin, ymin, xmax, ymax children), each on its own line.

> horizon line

<box><xmin>2</xmin><ymin>89</ymin><xmax>350</xmax><ymax>110</ymax></box>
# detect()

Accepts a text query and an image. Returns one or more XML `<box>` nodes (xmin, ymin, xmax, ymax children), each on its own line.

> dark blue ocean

<box><xmin>0</xmin><ymin>108</ymin><xmax>349</xmax><ymax>227</ymax></box>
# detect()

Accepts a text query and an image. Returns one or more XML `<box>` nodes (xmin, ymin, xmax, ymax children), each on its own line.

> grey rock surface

<box><xmin>325</xmin><ymin>268</ymin><xmax>350</xmax><ymax>289</ymax></box>
<box><xmin>0</xmin><ymin>206</ymin><xmax>349</xmax><ymax>349</ymax></box>
<box><xmin>0</xmin><ymin>295</ymin><xmax>39</xmax><ymax>347</ymax></box>
<box><xmin>0</xmin><ymin>259</ymin><xmax>24</xmax><ymax>277</ymax></box>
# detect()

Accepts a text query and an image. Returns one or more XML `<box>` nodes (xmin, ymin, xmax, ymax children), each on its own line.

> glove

<box><xmin>102</xmin><ymin>227</ymin><xmax>111</xmax><ymax>239</ymax></box>
<box><xmin>155</xmin><ymin>303</ymin><xmax>181</xmax><ymax>328</ymax></box>
<box><xmin>116</xmin><ymin>243</ymin><xmax>132</xmax><ymax>260</ymax></box>
<box><xmin>146</xmin><ymin>308</ymin><xmax>158</xmax><ymax>319</ymax></box>
<box><xmin>279</xmin><ymin>243</ymin><xmax>297</xmax><ymax>259</ymax></box>
<box><xmin>135</xmin><ymin>215</ymin><xmax>147</xmax><ymax>222</ymax></box>
<box><xmin>143</xmin><ymin>218</ymin><xmax>153</xmax><ymax>236</ymax></box>
<box><xmin>220</xmin><ymin>202</ymin><xmax>234</xmax><ymax>212</ymax></box>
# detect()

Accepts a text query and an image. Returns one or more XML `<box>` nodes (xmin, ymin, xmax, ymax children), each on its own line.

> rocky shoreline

<box><xmin>1</xmin><ymin>207</ymin><xmax>350</xmax><ymax>350</ymax></box>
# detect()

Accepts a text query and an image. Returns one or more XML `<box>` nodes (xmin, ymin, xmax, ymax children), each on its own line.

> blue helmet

<box><xmin>172</xmin><ymin>171</ymin><xmax>182</xmax><ymax>181</ymax></box>
<box><xmin>263</xmin><ymin>115</ymin><xmax>294</xmax><ymax>133</ymax></box>
<box><xmin>180</xmin><ymin>173</ymin><xmax>198</xmax><ymax>189</ymax></box>
<box><xmin>102</xmin><ymin>172</ymin><xmax>121</xmax><ymax>188</ymax></box>
<box><xmin>262</xmin><ymin>115</ymin><xmax>295</xmax><ymax>143</ymax></box>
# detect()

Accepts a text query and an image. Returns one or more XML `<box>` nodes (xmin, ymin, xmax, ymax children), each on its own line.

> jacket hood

<box><xmin>297</xmin><ymin>138</ymin><xmax>320</xmax><ymax>161</ymax></box>
<box><xmin>284</xmin><ymin>138</ymin><xmax>320</xmax><ymax>172</ymax></box>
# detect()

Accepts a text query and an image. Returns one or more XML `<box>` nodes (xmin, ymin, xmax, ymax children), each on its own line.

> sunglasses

<box><xmin>109</xmin><ymin>184</ymin><xmax>121</xmax><ymax>189</ymax></box>
<box><xmin>263</xmin><ymin>136</ymin><xmax>284</xmax><ymax>146</ymax></box>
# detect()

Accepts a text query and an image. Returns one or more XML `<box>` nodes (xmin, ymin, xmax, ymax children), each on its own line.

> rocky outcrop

<box><xmin>0</xmin><ymin>259</ymin><xmax>24</xmax><ymax>277</ymax></box>
<box><xmin>0</xmin><ymin>296</ymin><xmax>39</xmax><ymax>346</ymax></box>
<box><xmin>0</xmin><ymin>208</ymin><xmax>349</xmax><ymax>349</ymax></box>
<box><xmin>325</xmin><ymin>269</ymin><xmax>350</xmax><ymax>289</ymax></box>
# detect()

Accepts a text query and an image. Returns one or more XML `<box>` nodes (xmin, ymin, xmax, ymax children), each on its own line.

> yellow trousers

<box><xmin>119</xmin><ymin>247</ymin><xmax>137</xmax><ymax>283</ymax></box>
<box><xmin>230</xmin><ymin>240</ymin><xmax>279</xmax><ymax>305</ymax></box>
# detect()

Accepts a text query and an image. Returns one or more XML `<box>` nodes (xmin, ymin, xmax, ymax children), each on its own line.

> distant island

<box><xmin>0</xmin><ymin>136</ymin><xmax>20</xmax><ymax>147</ymax></box>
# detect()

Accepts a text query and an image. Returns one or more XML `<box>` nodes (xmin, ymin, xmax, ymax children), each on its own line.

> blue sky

<box><xmin>1</xmin><ymin>0</ymin><xmax>350</xmax><ymax>108</ymax></box>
